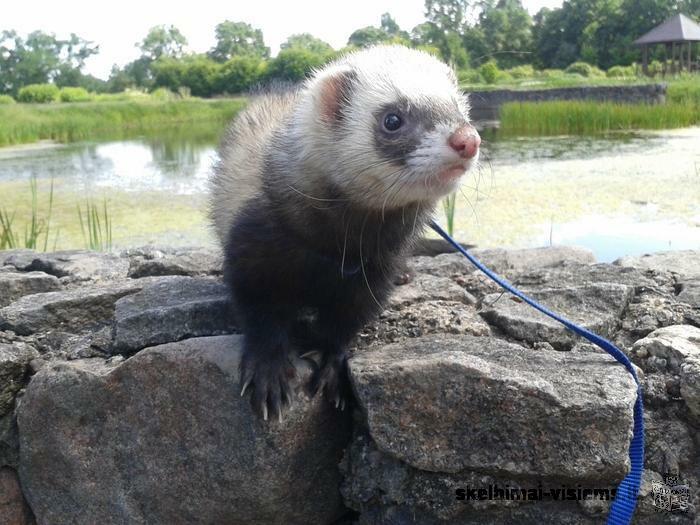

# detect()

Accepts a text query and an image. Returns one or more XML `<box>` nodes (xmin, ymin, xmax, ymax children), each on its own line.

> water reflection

<box><xmin>0</xmin><ymin>126</ymin><xmax>699</xmax><ymax>259</ymax></box>
<box><xmin>0</xmin><ymin>136</ymin><xmax>217</xmax><ymax>195</ymax></box>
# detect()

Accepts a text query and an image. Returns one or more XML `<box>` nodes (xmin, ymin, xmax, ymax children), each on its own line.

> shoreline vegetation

<box><xmin>0</xmin><ymin>76</ymin><xmax>697</xmax><ymax>147</ymax></box>
<box><xmin>0</xmin><ymin>96</ymin><xmax>246</xmax><ymax>147</ymax></box>
<box><xmin>497</xmin><ymin>78</ymin><xmax>700</xmax><ymax>135</ymax></box>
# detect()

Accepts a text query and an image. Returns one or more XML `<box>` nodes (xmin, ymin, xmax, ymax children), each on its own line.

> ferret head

<box><xmin>298</xmin><ymin>45</ymin><xmax>480</xmax><ymax>210</ymax></box>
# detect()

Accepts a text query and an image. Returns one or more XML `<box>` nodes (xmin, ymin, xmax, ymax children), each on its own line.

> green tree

<box><xmin>216</xmin><ymin>55</ymin><xmax>266</xmax><ymax>94</ymax></box>
<box><xmin>347</xmin><ymin>26</ymin><xmax>391</xmax><ymax>48</ymax></box>
<box><xmin>280</xmin><ymin>33</ymin><xmax>333</xmax><ymax>55</ymax></box>
<box><xmin>477</xmin><ymin>0</ymin><xmax>533</xmax><ymax>67</ymax></box>
<box><xmin>0</xmin><ymin>30</ymin><xmax>97</xmax><ymax>95</ymax></box>
<box><xmin>138</xmin><ymin>25</ymin><xmax>188</xmax><ymax>61</ymax></box>
<box><xmin>209</xmin><ymin>21</ymin><xmax>269</xmax><ymax>62</ymax></box>
<box><xmin>265</xmin><ymin>48</ymin><xmax>328</xmax><ymax>82</ymax></box>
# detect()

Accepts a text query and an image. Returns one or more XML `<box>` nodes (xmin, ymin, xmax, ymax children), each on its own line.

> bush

<box><xmin>536</xmin><ymin>69</ymin><xmax>568</xmax><ymax>79</ymax></box>
<box><xmin>0</xmin><ymin>94</ymin><xmax>15</xmax><ymax>104</ymax></box>
<box><xmin>216</xmin><ymin>56</ymin><xmax>266</xmax><ymax>94</ymax></box>
<box><xmin>457</xmin><ymin>69</ymin><xmax>482</xmax><ymax>84</ymax></box>
<box><xmin>150</xmin><ymin>87</ymin><xmax>176</xmax><ymax>101</ymax></box>
<box><xmin>564</xmin><ymin>62</ymin><xmax>604</xmax><ymax>77</ymax></box>
<box><xmin>59</xmin><ymin>87</ymin><xmax>92</xmax><ymax>103</ymax></box>
<box><xmin>266</xmin><ymin>48</ymin><xmax>330</xmax><ymax>83</ymax></box>
<box><xmin>152</xmin><ymin>56</ymin><xmax>220</xmax><ymax>98</ymax></box>
<box><xmin>479</xmin><ymin>61</ymin><xmax>499</xmax><ymax>84</ymax></box>
<box><xmin>17</xmin><ymin>84</ymin><xmax>60</xmax><ymax>103</ymax></box>
<box><xmin>606</xmin><ymin>65</ymin><xmax>636</xmax><ymax>78</ymax></box>
<box><xmin>507</xmin><ymin>65</ymin><xmax>535</xmax><ymax>79</ymax></box>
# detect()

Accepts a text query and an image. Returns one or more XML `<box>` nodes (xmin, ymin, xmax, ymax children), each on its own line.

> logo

<box><xmin>651</xmin><ymin>474</ymin><xmax>690</xmax><ymax>513</ymax></box>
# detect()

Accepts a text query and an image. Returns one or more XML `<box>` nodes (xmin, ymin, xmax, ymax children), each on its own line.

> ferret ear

<box><xmin>316</xmin><ymin>68</ymin><xmax>357</xmax><ymax>125</ymax></box>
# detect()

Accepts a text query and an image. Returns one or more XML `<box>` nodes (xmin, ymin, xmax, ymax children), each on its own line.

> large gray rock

<box><xmin>3</xmin><ymin>250</ymin><xmax>129</xmax><ymax>282</ymax></box>
<box><xmin>111</xmin><ymin>276</ymin><xmax>234</xmax><ymax>353</ymax></box>
<box><xmin>341</xmin><ymin>433</ymin><xmax>606</xmax><ymax>525</ymax></box>
<box><xmin>633</xmin><ymin>325</ymin><xmax>700</xmax><ymax>418</ymax></box>
<box><xmin>480</xmin><ymin>284</ymin><xmax>633</xmax><ymax>349</ymax></box>
<box><xmin>511</xmin><ymin>262</ymin><xmax>669</xmax><ymax>291</ymax></box>
<box><xmin>676</xmin><ymin>279</ymin><xmax>700</xmax><ymax>307</ymax></box>
<box><xmin>632</xmin><ymin>324</ymin><xmax>700</xmax><ymax>373</ymax></box>
<box><xmin>389</xmin><ymin>273</ymin><xmax>475</xmax><ymax>309</ymax></box>
<box><xmin>348</xmin><ymin>334</ymin><xmax>637</xmax><ymax>480</ymax></box>
<box><xmin>0</xmin><ymin>342</ymin><xmax>38</xmax><ymax>416</ymax></box>
<box><xmin>409</xmin><ymin>246</ymin><xmax>596</xmax><ymax>280</ymax></box>
<box><xmin>124</xmin><ymin>246</ymin><xmax>223</xmax><ymax>278</ymax></box>
<box><xmin>470</xmin><ymin>246</ymin><xmax>596</xmax><ymax>273</ymax></box>
<box><xmin>0</xmin><ymin>281</ymin><xmax>143</xmax><ymax>336</ymax></box>
<box><xmin>615</xmin><ymin>250</ymin><xmax>700</xmax><ymax>280</ymax></box>
<box><xmin>0</xmin><ymin>270</ymin><xmax>61</xmax><ymax>308</ymax></box>
<box><xmin>18</xmin><ymin>335</ymin><xmax>351</xmax><ymax>525</ymax></box>
<box><xmin>359</xmin><ymin>301</ymin><xmax>490</xmax><ymax>348</ymax></box>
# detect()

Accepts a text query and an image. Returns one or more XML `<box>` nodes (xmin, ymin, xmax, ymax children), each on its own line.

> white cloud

<box><xmin>3</xmin><ymin>0</ymin><xmax>563</xmax><ymax>79</ymax></box>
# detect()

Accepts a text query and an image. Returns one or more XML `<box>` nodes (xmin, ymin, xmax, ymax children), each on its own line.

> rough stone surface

<box><xmin>0</xmin><ymin>413</ymin><xmax>19</xmax><ymax>469</ymax></box>
<box><xmin>349</xmin><ymin>334</ymin><xmax>637</xmax><ymax>480</ymax></box>
<box><xmin>0</xmin><ymin>467</ymin><xmax>34</xmax><ymax>525</ymax></box>
<box><xmin>410</xmin><ymin>246</ymin><xmax>595</xmax><ymax>279</ymax></box>
<box><xmin>615</xmin><ymin>250</ymin><xmax>700</xmax><ymax>280</ymax></box>
<box><xmin>0</xmin><ymin>270</ymin><xmax>61</xmax><ymax>308</ymax></box>
<box><xmin>0</xmin><ymin>281</ymin><xmax>144</xmax><ymax>336</ymax></box>
<box><xmin>470</xmin><ymin>246</ymin><xmax>596</xmax><ymax>273</ymax></box>
<box><xmin>480</xmin><ymin>284</ymin><xmax>633</xmax><ymax>349</ymax></box>
<box><xmin>676</xmin><ymin>279</ymin><xmax>700</xmax><ymax>307</ymax></box>
<box><xmin>18</xmin><ymin>335</ymin><xmax>351</xmax><ymax>525</ymax></box>
<box><xmin>124</xmin><ymin>246</ymin><xmax>223</xmax><ymax>278</ymax></box>
<box><xmin>632</xmin><ymin>325</ymin><xmax>700</xmax><ymax>373</ymax></box>
<box><xmin>0</xmin><ymin>342</ymin><xmax>38</xmax><ymax>416</ymax></box>
<box><xmin>359</xmin><ymin>301</ymin><xmax>490</xmax><ymax>348</ymax></box>
<box><xmin>3</xmin><ymin>250</ymin><xmax>130</xmax><ymax>282</ymax></box>
<box><xmin>341</xmin><ymin>433</ymin><xmax>612</xmax><ymax>525</ymax></box>
<box><xmin>633</xmin><ymin>325</ymin><xmax>700</xmax><ymax>418</ymax></box>
<box><xmin>388</xmin><ymin>273</ymin><xmax>475</xmax><ymax>308</ymax></box>
<box><xmin>0</xmin><ymin>245</ymin><xmax>697</xmax><ymax>524</ymax></box>
<box><xmin>111</xmin><ymin>276</ymin><xmax>234</xmax><ymax>353</ymax></box>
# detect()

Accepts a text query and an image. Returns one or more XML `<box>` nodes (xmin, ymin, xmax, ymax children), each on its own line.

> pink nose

<box><xmin>448</xmin><ymin>125</ymin><xmax>481</xmax><ymax>159</ymax></box>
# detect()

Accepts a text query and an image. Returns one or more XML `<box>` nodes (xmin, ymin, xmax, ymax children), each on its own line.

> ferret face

<box><xmin>305</xmin><ymin>45</ymin><xmax>480</xmax><ymax>210</ymax></box>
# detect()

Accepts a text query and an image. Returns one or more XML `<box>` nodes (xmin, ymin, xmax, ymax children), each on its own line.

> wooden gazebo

<box><xmin>634</xmin><ymin>13</ymin><xmax>700</xmax><ymax>75</ymax></box>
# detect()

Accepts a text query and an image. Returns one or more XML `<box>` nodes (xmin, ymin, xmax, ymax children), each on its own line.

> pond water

<box><xmin>1</xmin><ymin>125</ymin><xmax>699</xmax><ymax>262</ymax></box>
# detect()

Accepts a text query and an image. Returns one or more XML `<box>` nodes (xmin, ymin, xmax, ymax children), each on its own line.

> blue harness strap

<box><xmin>429</xmin><ymin>220</ymin><xmax>644</xmax><ymax>525</ymax></box>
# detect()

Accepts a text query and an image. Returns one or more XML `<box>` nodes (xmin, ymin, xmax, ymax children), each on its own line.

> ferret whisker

<box><xmin>287</xmin><ymin>184</ymin><xmax>347</xmax><ymax>202</ymax></box>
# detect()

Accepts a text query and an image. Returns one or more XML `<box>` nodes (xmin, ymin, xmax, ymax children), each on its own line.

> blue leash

<box><xmin>429</xmin><ymin>220</ymin><xmax>644</xmax><ymax>525</ymax></box>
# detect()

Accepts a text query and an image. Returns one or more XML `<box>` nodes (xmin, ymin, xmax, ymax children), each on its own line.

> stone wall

<box><xmin>0</xmin><ymin>245</ymin><xmax>698</xmax><ymax>524</ymax></box>
<box><xmin>468</xmin><ymin>84</ymin><xmax>667</xmax><ymax>121</ymax></box>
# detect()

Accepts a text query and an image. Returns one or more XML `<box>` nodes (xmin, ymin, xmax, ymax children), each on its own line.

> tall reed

<box><xmin>499</xmin><ymin>101</ymin><xmax>700</xmax><ymax>136</ymax></box>
<box><xmin>0</xmin><ymin>175</ymin><xmax>55</xmax><ymax>250</ymax></box>
<box><xmin>77</xmin><ymin>199</ymin><xmax>112</xmax><ymax>251</ymax></box>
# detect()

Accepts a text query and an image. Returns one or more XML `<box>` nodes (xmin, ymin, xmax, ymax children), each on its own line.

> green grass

<box><xmin>0</xmin><ymin>98</ymin><xmax>246</xmax><ymax>147</ymax></box>
<box><xmin>499</xmin><ymin>100</ymin><xmax>700</xmax><ymax>136</ymax></box>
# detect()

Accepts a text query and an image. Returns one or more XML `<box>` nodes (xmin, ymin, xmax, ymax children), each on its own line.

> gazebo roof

<box><xmin>634</xmin><ymin>13</ymin><xmax>700</xmax><ymax>45</ymax></box>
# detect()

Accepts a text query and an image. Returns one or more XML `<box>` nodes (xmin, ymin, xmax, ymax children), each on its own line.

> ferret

<box><xmin>210</xmin><ymin>45</ymin><xmax>480</xmax><ymax>421</ymax></box>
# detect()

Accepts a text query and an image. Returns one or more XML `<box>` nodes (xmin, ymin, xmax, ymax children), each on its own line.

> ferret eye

<box><xmin>383</xmin><ymin>113</ymin><xmax>403</xmax><ymax>132</ymax></box>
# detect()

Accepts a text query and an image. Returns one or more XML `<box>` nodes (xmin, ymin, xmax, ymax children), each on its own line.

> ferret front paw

<box><xmin>310</xmin><ymin>351</ymin><xmax>352</xmax><ymax>411</ymax></box>
<box><xmin>239</xmin><ymin>351</ymin><xmax>296</xmax><ymax>422</ymax></box>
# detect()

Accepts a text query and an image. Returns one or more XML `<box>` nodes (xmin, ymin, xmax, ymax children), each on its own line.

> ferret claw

<box><xmin>240</xmin><ymin>378</ymin><xmax>251</xmax><ymax>397</ymax></box>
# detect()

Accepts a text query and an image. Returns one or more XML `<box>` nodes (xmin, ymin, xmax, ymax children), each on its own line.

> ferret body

<box><xmin>210</xmin><ymin>46</ymin><xmax>480</xmax><ymax>420</ymax></box>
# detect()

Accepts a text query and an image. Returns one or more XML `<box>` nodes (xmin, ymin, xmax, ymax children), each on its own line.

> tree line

<box><xmin>2</xmin><ymin>0</ymin><xmax>699</xmax><ymax>98</ymax></box>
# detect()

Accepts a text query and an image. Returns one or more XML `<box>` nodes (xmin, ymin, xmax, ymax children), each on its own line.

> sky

<box><xmin>3</xmin><ymin>0</ymin><xmax>564</xmax><ymax>80</ymax></box>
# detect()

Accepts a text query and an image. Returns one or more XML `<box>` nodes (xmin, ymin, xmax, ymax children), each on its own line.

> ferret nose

<box><xmin>448</xmin><ymin>125</ymin><xmax>481</xmax><ymax>159</ymax></box>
